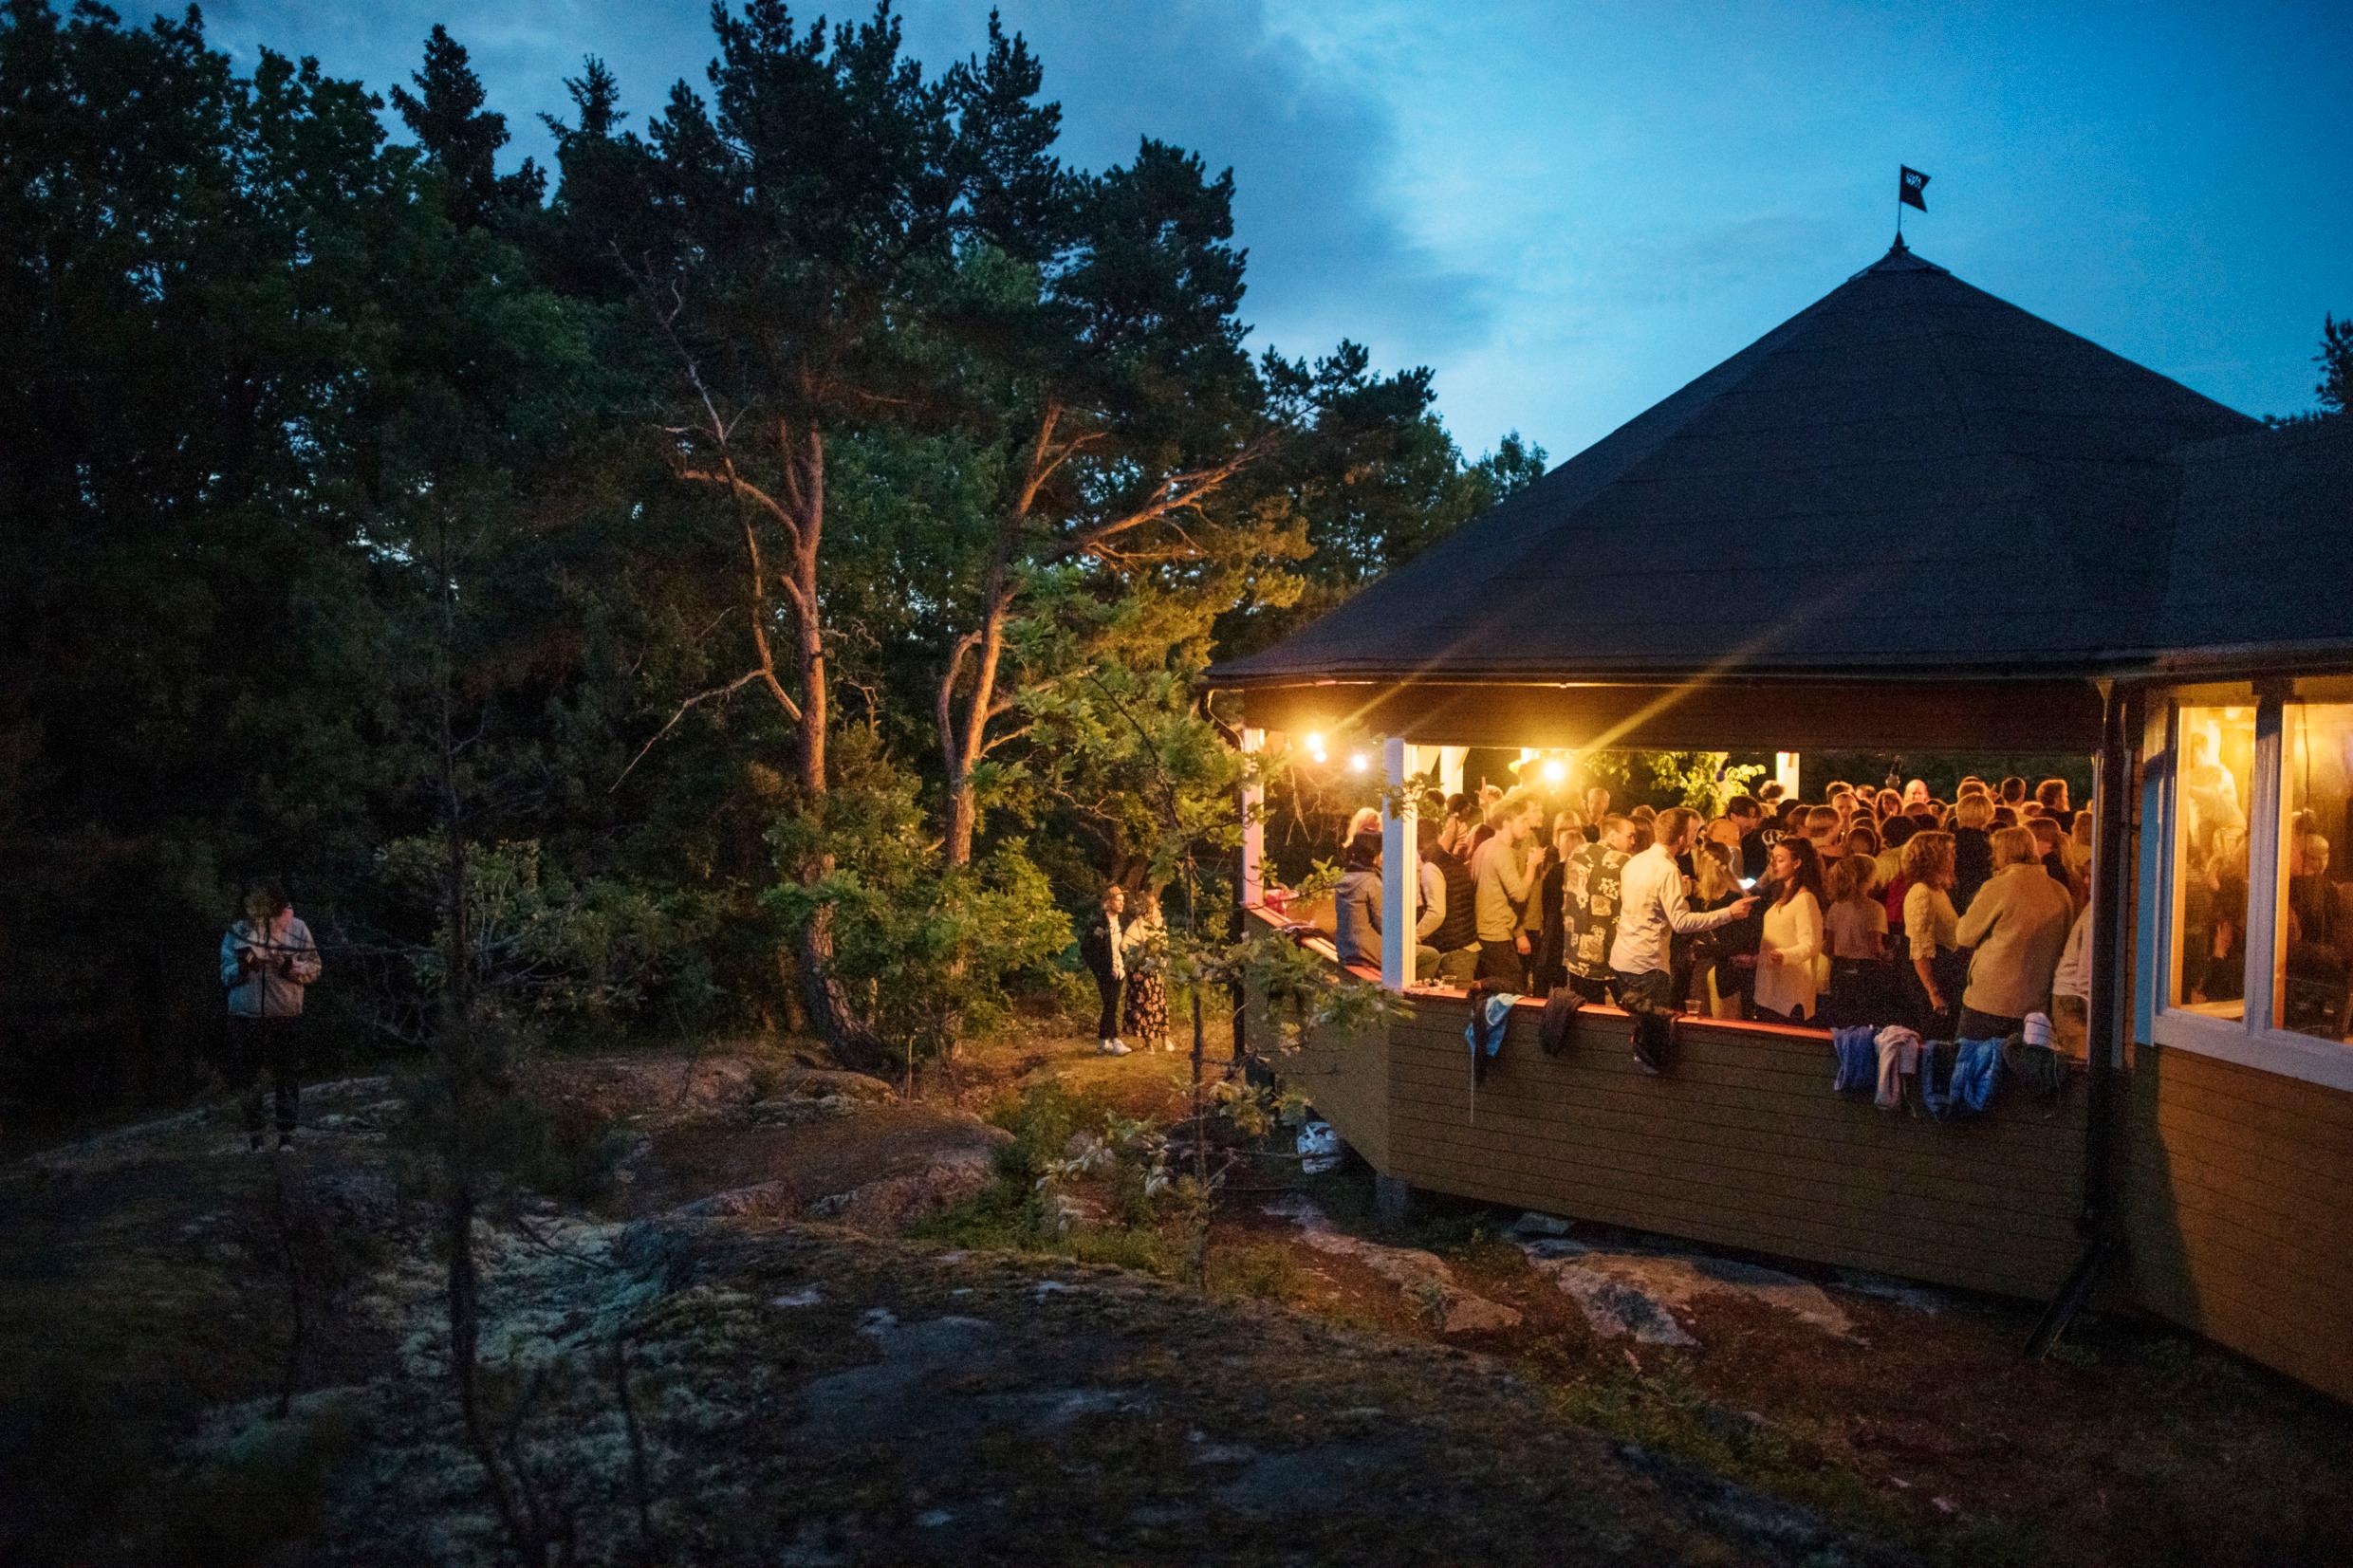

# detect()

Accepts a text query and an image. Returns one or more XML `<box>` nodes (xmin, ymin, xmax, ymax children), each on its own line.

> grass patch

<box><xmin>1547</xmin><ymin>1357</ymin><xmax>1900</xmax><ymax>1539</ymax></box>
<box><xmin>1211</xmin><ymin>1242</ymin><xmax>1306</xmax><ymax>1304</ymax></box>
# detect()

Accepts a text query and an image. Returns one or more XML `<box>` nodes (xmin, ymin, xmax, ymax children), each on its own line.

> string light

<box><xmin>1348</xmin><ymin>752</ymin><xmax>1369</xmax><ymax>773</ymax></box>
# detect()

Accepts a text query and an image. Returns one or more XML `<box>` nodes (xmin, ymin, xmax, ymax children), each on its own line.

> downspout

<box><xmin>2027</xmin><ymin>678</ymin><xmax>2137</xmax><ymax>1357</ymax></box>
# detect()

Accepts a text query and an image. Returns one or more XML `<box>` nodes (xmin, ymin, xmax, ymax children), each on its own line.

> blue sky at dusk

<box><xmin>204</xmin><ymin>0</ymin><xmax>2352</xmax><ymax>462</ymax></box>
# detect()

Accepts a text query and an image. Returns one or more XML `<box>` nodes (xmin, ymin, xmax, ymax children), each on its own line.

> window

<box><xmin>2276</xmin><ymin>703</ymin><xmax>2353</xmax><ymax>1044</ymax></box>
<box><xmin>2168</xmin><ymin>705</ymin><xmax>2255</xmax><ymax>1020</ymax></box>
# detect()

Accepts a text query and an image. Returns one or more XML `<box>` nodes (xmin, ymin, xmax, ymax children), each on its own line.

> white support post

<box><xmin>1438</xmin><ymin>746</ymin><xmax>1468</xmax><ymax>799</ymax></box>
<box><xmin>2243</xmin><ymin>696</ymin><xmax>2287</xmax><ymax>1036</ymax></box>
<box><xmin>1240</xmin><ymin>728</ymin><xmax>1266</xmax><ymax>909</ymax></box>
<box><xmin>1380</xmin><ymin>737</ymin><xmax>1416</xmax><ymax>991</ymax></box>
<box><xmin>1776</xmin><ymin>750</ymin><xmax>1802</xmax><ymax>799</ymax></box>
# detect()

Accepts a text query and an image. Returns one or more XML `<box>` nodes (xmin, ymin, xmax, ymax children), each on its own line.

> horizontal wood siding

<box><xmin>1386</xmin><ymin>996</ymin><xmax>2087</xmax><ymax>1300</ymax></box>
<box><xmin>1265</xmin><ymin>993</ymin><xmax>1392</xmax><ymax>1171</ymax></box>
<box><xmin>2118</xmin><ymin>1043</ymin><xmax>2353</xmax><ymax>1402</ymax></box>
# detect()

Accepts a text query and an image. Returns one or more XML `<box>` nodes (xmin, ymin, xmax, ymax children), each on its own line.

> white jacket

<box><xmin>220</xmin><ymin>911</ymin><xmax>323</xmax><ymax>1018</ymax></box>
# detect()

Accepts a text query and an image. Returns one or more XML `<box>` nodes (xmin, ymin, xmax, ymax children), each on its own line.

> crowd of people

<box><xmin>1330</xmin><ymin>770</ymin><xmax>2098</xmax><ymax>1055</ymax></box>
<box><xmin>2174</xmin><ymin>728</ymin><xmax>2353</xmax><ymax>1038</ymax></box>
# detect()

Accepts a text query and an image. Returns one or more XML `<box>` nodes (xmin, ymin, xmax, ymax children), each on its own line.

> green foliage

<box><xmin>765</xmin><ymin>730</ymin><xmax>1072</xmax><ymax>1059</ymax></box>
<box><xmin>373</xmin><ymin>838</ymin><xmax>721</xmax><ymax>1030</ymax></box>
<box><xmin>1646</xmin><ymin>752</ymin><xmax>1768</xmax><ymax>816</ymax></box>
<box><xmin>0</xmin><ymin>0</ymin><xmax>1553</xmax><ymax>1115</ymax></box>
<box><xmin>2318</xmin><ymin>312</ymin><xmax>2351</xmax><ymax>415</ymax></box>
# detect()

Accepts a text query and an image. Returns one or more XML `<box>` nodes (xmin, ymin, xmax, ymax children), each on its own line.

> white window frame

<box><xmin>2145</xmin><ymin>689</ymin><xmax>2353</xmax><ymax>1093</ymax></box>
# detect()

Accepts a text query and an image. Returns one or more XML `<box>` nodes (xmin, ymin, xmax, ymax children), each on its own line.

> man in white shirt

<box><xmin>1610</xmin><ymin>807</ymin><xmax>1756</xmax><ymax>1016</ymax></box>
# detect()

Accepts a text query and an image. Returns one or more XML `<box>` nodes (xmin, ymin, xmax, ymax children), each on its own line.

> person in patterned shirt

<box><xmin>1561</xmin><ymin>814</ymin><xmax>1637</xmax><ymax>1004</ymax></box>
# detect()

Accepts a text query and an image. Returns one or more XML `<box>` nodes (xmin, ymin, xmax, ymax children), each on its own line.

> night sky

<box><xmin>204</xmin><ymin>0</ymin><xmax>2352</xmax><ymax>461</ymax></box>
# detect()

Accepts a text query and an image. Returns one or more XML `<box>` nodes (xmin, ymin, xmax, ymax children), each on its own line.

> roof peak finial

<box><xmin>1890</xmin><ymin>230</ymin><xmax>1910</xmax><ymax>254</ymax></box>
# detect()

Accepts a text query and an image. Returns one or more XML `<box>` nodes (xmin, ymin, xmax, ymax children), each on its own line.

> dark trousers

<box><xmin>1565</xmin><ymin>971</ymin><xmax>1616</xmax><ymax>1005</ymax></box>
<box><xmin>1476</xmin><ymin>939</ymin><xmax>1524</xmax><ymax>986</ymax></box>
<box><xmin>1612</xmin><ymin>968</ymin><xmax>1677</xmax><ymax>1014</ymax></box>
<box><xmin>1093</xmin><ymin>970</ymin><xmax>1125</xmax><ymax>1041</ymax></box>
<box><xmin>228</xmin><ymin>1014</ymin><xmax>304</xmax><ymax>1136</ymax></box>
<box><xmin>1611</xmin><ymin>967</ymin><xmax>1679</xmax><ymax>1072</ymax></box>
<box><xmin>1907</xmin><ymin>949</ymin><xmax>1970</xmax><ymax>1038</ymax></box>
<box><xmin>1957</xmin><ymin>1005</ymin><xmax>2024</xmax><ymax>1042</ymax></box>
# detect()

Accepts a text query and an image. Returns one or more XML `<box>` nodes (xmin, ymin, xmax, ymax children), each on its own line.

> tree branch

<box><xmin>610</xmin><ymin>666</ymin><xmax>774</xmax><ymax>792</ymax></box>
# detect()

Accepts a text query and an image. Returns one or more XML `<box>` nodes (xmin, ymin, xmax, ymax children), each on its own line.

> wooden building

<box><xmin>1208</xmin><ymin>241</ymin><xmax>2353</xmax><ymax>1401</ymax></box>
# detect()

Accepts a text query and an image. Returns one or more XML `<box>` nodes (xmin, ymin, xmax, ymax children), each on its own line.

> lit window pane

<box><xmin>2171</xmin><ymin>706</ymin><xmax>2254</xmax><ymax>1020</ymax></box>
<box><xmin>2277</xmin><ymin>703</ymin><xmax>2353</xmax><ymax>1043</ymax></box>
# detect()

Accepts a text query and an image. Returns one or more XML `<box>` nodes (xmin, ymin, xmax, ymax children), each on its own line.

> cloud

<box><xmin>900</xmin><ymin>1</ymin><xmax>1498</xmax><ymax>364</ymax></box>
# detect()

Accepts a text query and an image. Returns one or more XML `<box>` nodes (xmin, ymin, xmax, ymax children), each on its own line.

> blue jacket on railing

<box><xmin>1950</xmin><ymin>1037</ymin><xmax>2004</xmax><ymax>1115</ymax></box>
<box><xmin>1829</xmin><ymin>1026</ymin><xmax>1879</xmax><ymax>1096</ymax></box>
<box><xmin>1917</xmin><ymin>1040</ymin><xmax>1953</xmax><ymax>1117</ymax></box>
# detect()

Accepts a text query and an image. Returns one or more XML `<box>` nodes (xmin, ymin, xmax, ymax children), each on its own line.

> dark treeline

<box><xmin>0</xmin><ymin>1</ymin><xmax>1545</xmax><ymax>1112</ymax></box>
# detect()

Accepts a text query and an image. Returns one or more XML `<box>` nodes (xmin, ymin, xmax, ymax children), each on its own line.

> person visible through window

<box><xmin>1726</xmin><ymin>794</ymin><xmax>1769</xmax><ymax>879</ymax></box>
<box><xmin>1955</xmin><ymin>825</ymin><xmax>2076</xmax><ymax>1040</ymax></box>
<box><xmin>1950</xmin><ymin>791</ymin><xmax>1996</xmax><ymax>910</ymax></box>
<box><xmin>1821</xmin><ymin>850</ymin><xmax>1891</xmax><ymax>1027</ymax></box>
<box><xmin>1473</xmin><ymin>790</ymin><xmax>1544</xmax><ymax>984</ymax></box>
<box><xmin>1420</xmin><ymin>816</ymin><xmax>1482</xmax><ymax>985</ymax></box>
<box><xmin>1753</xmin><ymin>837</ymin><xmax>1825</xmax><ymax>1024</ymax></box>
<box><xmin>1901</xmin><ymin>831</ymin><xmax>1964</xmax><ymax>1037</ymax></box>
<box><xmin>1610</xmin><ymin>807</ymin><xmax>1758</xmax><ymax>1021</ymax></box>
<box><xmin>1533</xmin><ymin>811</ymin><xmax>1583</xmax><ymax>995</ymax></box>
<box><xmin>1675</xmin><ymin>832</ymin><xmax>1748</xmax><ymax>1011</ymax></box>
<box><xmin>1843</xmin><ymin>821</ymin><xmax>1883</xmax><ymax>894</ymax></box>
<box><xmin>1563</xmin><ymin>815</ymin><xmax>1637</xmax><ymax>1004</ymax></box>
<box><xmin>2036</xmin><ymin>777</ymin><xmax>2075</xmax><ymax>832</ymax></box>
<box><xmin>2050</xmin><ymin>901</ymin><xmax>2093</xmax><ymax>1059</ymax></box>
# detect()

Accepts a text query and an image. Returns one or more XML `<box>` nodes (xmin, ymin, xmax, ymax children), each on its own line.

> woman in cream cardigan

<box><xmin>1755</xmin><ymin>837</ymin><xmax>1827</xmax><ymax>1023</ymax></box>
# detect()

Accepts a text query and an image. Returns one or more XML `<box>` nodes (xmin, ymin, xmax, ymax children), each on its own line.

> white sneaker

<box><xmin>1099</xmin><ymin>1039</ymin><xmax>1131</xmax><ymax>1056</ymax></box>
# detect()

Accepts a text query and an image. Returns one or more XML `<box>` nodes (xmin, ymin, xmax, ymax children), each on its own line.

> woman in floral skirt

<box><xmin>1121</xmin><ymin>888</ymin><xmax>1174</xmax><ymax>1052</ymax></box>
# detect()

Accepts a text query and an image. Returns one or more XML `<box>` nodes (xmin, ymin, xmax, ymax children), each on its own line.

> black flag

<box><xmin>1899</xmin><ymin>165</ymin><xmax>1930</xmax><ymax>212</ymax></box>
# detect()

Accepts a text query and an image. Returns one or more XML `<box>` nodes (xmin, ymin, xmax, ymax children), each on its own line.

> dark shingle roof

<box><xmin>1206</xmin><ymin>241</ymin><xmax>2343</xmax><ymax>688</ymax></box>
<box><xmin>2155</xmin><ymin>417</ymin><xmax>2353</xmax><ymax>662</ymax></box>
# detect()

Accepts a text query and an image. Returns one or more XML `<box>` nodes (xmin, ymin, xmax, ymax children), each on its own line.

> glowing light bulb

<box><xmin>1541</xmin><ymin>758</ymin><xmax>1566</xmax><ymax>784</ymax></box>
<box><xmin>1348</xmin><ymin>752</ymin><xmax>1369</xmax><ymax>773</ymax></box>
<box><xmin>1303</xmin><ymin>731</ymin><xmax>1325</xmax><ymax>753</ymax></box>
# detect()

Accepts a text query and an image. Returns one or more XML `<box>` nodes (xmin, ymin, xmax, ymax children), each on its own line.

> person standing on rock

<box><xmin>219</xmin><ymin>882</ymin><xmax>323</xmax><ymax>1151</ymax></box>
<box><xmin>1080</xmin><ymin>885</ymin><xmax>1131</xmax><ymax>1056</ymax></box>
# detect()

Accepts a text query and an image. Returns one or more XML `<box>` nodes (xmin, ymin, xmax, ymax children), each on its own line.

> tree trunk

<box><xmin>939</xmin><ymin>581</ymin><xmax>1010</xmax><ymax>868</ymax></box>
<box><xmin>772</xmin><ymin>425</ymin><xmax>887</xmax><ymax>1069</ymax></box>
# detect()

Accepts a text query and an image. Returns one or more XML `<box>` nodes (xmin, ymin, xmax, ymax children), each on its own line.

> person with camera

<box><xmin>219</xmin><ymin>882</ymin><xmax>323</xmax><ymax>1151</ymax></box>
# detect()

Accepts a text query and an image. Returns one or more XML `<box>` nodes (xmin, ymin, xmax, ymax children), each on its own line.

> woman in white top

<box><xmin>1900</xmin><ymin>829</ymin><xmax>1964</xmax><ymax>1035</ymax></box>
<box><xmin>1755</xmin><ymin>838</ymin><xmax>1826</xmax><ymax>1023</ymax></box>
